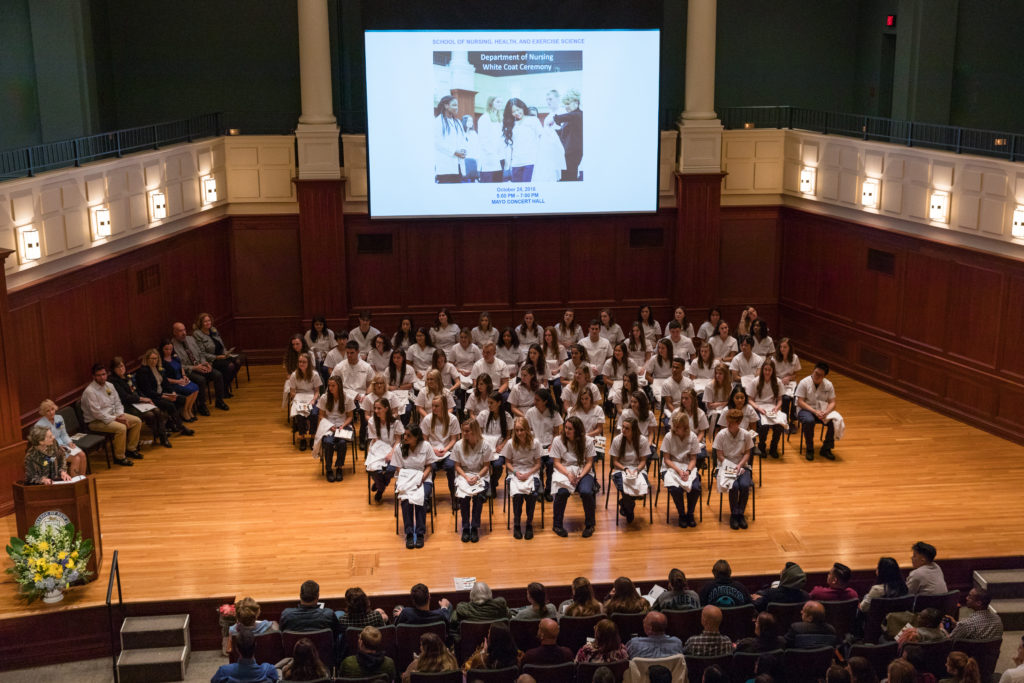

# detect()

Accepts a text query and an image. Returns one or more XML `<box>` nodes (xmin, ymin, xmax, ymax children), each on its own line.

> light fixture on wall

<box><xmin>93</xmin><ymin>206</ymin><xmax>112</xmax><ymax>238</ymax></box>
<box><xmin>149</xmin><ymin>191</ymin><xmax>167</xmax><ymax>220</ymax></box>
<box><xmin>799</xmin><ymin>167</ymin><xmax>816</xmax><ymax>195</ymax></box>
<box><xmin>202</xmin><ymin>176</ymin><xmax>218</xmax><ymax>204</ymax></box>
<box><xmin>861</xmin><ymin>178</ymin><xmax>880</xmax><ymax>208</ymax></box>
<box><xmin>929</xmin><ymin>190</ymin><xmax>949</xmax><ymax>223</ymax></box>
<box><xmin>1012</xmin><ymin>205</ymin><xmax>1024</xmax><ymax>239</ymax></box>
<box><xmin>18</xmin><ymin>227</ymin><xmax>41</xmax><ymax>262</ymax></box>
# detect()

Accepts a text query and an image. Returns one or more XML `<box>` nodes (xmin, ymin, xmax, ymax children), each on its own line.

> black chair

<box><xmin>719</xmin><ymin>604</ymin><xmax>757</xmax><ymax>641</ymax></box>
<box><xmin>451</xmin><ymin>494</ymin><xmax>494</xmax><ymax>533</ymax></box>
<box><xmin>393</xmin><ymin>486</ymin><xmax>435</xmax><ymax>536</ymax></box>
<box><xmin>609</xmin><ymin>612</ymin><xmax>646</xmax><ymax>642</ymax></box>
<box><xmin>657</xmin><ymin>470</ymin><xmax>703</xmax><ymax>525</ymax></box>
<box><xmin>912</xmin><ymin>590</ymin><xmax>960</xmax><ymax>616</ymax></box>
<box><xmin>410</xmin><ymin>672</ymin><xmax>463</xmax><ymax>683</ymax></box>
<box><xmin>458</xmin><ymin>619</ymin><xmax>509</xmax><ymax>664</ymax></box>
<box><xmin>782</xmin><ymin>646</ymin><xmax>835</xmax><ymax>683</ymax></box>
<box><xmin>577</xmin><ymin>659</ymin><xmax>628</xmax><ymax>683</ymax></box>
<box><xmin>508</xmin><ymin>618</ymin><xmax>542</xmax><ymax>652</ymax></box>
<box><xmin>685</xmin><ymin>654</ymin><xmax>733</xmax><ymax>682</ymax></box>
<box><xmin>503</xmin><ymin>478</ymin><xmax>545</xmax><ymax>530</ymax></box>
<box><xmin>662</xmin><ymin>608</ymin><xmax>703</xmax><ymax>643</ymax></box>
<box><xmin>282</xmin><ymin>629</ymin><xmax>335</xmax><ymax>674</ymax></box>
<box><xmin>731</xmin><ymin>649</ymin><xmax>783</xmax><ymax>683</ymax></box>
<box><xmin>228</xmin><ymin>630</ymin><xmax>285</xmax><ymax>665</ymax></box>
<box><xmin>864</xmin><ymin>594</ymin><xmax>915</xmax><ymax>642</ymax></box>
<box><xmin>909</xmin><ymin>638</ymin><xmax>954</xmax><ymax>677</ymax></box>
<box><xmin>557</xmin><ymin>614</ymin><xmax>604</xmax><ymax>653</ymax></box>
<box><xmin>60</xmin><ymin>404</ymin><xmax>111</xmax><ymax>469</ymax></box>
<box><xmin>334</xmin><ymin>675</ymin><xmax>389</xmax><ymax>683</ymax></box>
<box><xmin>954</xmin><ymin>637</ymin><xmax>1003</xmax><ymax>682</ymax></box>
<box><xmin>848</xmin><ymin>641</ymin><xmax>898</xmax><ymax>680</ymax></box>
<box><xmin>465</xmin><ymin>666</ymin><xmax>520</xmax><ymax>683</ymax></box>
<box><xmin>765</xmin><ymin>601</ymin><xmax>807</xmax><ymax>631</ymax></box>
<box><xmin>522</xmin><ymin>661</ymin><xmax>576</xmax><ymax>683</ymax></box>
<box><xmin>821</xmin><ymin>599</ymin><xmax>859</xmax><ymax>640</ymax></box>
<box><xmin>395</xmin><ymin>622</ymin><xmax>447</xmax><ymax>672</ymax></box>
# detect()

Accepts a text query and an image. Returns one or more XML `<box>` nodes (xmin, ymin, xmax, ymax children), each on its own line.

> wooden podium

<box><xmin>12</xmin><ymin>476</ymin><xmax>103</xmax><ymax>580</ymax></box>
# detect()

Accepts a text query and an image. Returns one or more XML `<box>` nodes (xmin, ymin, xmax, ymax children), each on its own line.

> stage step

<box><xmin>974</xmin><ymin>569</ymin><xmax>1024</xmax><ymax>599</ymax></box>
<box><xmin>990</xmin><ymin>599</ymin><xmax>1024</xmax><ymax>631</ymax></box>
<box><xmin>116</xmin><ymin>646</ymin><xmax>190</xmax><ymax>683</ymax></box>
<box><xmin>117</xmin><ymin>614</ymin><xmax>191</xmax><ymax>683</ymax></box>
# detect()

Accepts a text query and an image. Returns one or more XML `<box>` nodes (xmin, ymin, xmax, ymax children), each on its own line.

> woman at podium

<box><xmin>24</xmin><ymin>425</ymin><xmax>72</xmax><ymax>485</ymax></box>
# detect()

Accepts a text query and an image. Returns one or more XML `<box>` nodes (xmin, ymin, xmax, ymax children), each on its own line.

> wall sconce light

<box><xmin>1012</xmin><ymin>206</ymin><xmax>1024</xmax><ymax>239</ymax></box>
<box><xmin>861</xmin><ymin>178</ymin><xmax>880</xmax><ymax>208</ymax></box>
<box><xmin>202</xmin><ymin>176</ymin><xmax>218</xmax><ymax>204</ymax></box>
<box><xmin>799</xmin><ymin>167</ymin><xmax>816</xmax><ymax>195</ymax></box>
<box><xmin>743</xmin><ymin>122</ymin><xmax>755</xmax><ymax>130</ymax></box>
<box><xmin>93</xmin><ymin>206</ymin><xmax>112</xmax><ymax>238</ymax></box>
<box><xmin>149</xmin><ymin>191</ymin><xmax>167</xmax><ymax>220</ymax></box>
<box><xmin>18</xmin><ymin>227</ymin><xmax>41</xmax><ymax>262</ymax></box>
<box><xmin>929</xmin><ymin>191</ymin><xmax>949</xmax><ymax>223</ymax></box>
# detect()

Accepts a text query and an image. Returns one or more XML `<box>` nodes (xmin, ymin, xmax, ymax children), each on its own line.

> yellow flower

<box><xmin>34</xmin><ymin>574</ymin><xmax>43</xmax><ymax>582</ymax></box>
<box><xmin>58</xmin><ymin>551</ymin><xmax>68</xmax><ymax>560</ymax></box>
<box><xmin>47</xmin><ymin>563</ymin><xmax>62</xmax><ymax>577</ymax></box>
<box><xmin>70</xmin><ymin>551</ymin><xmax>79</xmax><ymax>559</ymax></box>
<box><xmin>66</xmin><ymin>561</ymin><xmax>75</xmax><ymax>571</ymax></box>
<box><xmin>37</xmin><ymin>541</ymin><xmax>49</xmax><ymax>551</ymax></box>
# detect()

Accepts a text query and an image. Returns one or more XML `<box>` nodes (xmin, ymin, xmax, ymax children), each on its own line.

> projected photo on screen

<box><xmin>432</xmin><ymin>50</ymin><xmax>583</xmax><ymax>185</ymax></box>
<box><xmin>366</xmin><ymin>30</ymin><xmax>660</xmax><ymax>218</ymax></box>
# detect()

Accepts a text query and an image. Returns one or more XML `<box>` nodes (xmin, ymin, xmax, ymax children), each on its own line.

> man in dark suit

<box><xmin>393</xmin><ymin>583</ymin><xmax>452</xmax><ymax>625</ymax></box>
<box><xmin>280</xmin><ymin>580</ymin><xmax>341</xmax><ymax>635</ymax></box>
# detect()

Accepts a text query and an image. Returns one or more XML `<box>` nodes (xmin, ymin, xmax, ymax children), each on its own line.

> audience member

<box><xmin>172</xmin><ymin>321</ymin><xmax>230</xmax><ymax>411</ymax></box>
<box><xmin>560</xmin><ymin>576</ymin><xmax>604</xmax><ymax>616</ymax></box>
<box><xmin>827</xmin><ymin>664</ymin><xmax>853</xmax><ymax>683</ymax></box>
<box><xmin>886</xmin><ymin>658</ymin><xmax>918</xmax><ymax>683</ymax></box>
<box><xmin>393</xmin><ymin>583</ymin><xmax>452</xmax><ymax>626</ymax></box>
<box><xmin>847</xmin><ymin>656</ymin><xmax>880</xmax><ymax>683</ymax></box>
<box><xmin>590</xmin><ymin>667</ymin><xmax>616</xmax><ymax>683</ymax></box>
<box><xmin>752</xmin><ymin>561</ymin><xmax>810</xmax><ymax>610</ymax></box>
<box><xmin>943</xmin><ymin>651</ymin><xmax>981</xmax><ymax>683</ymax></box>
<box><xmin>652</xmin><ymin>568</ymin><xmax>700</xmax><ymax>611</ymax></box>
<box><xmin>604</xmin><ymin>576</ymin><xmax>649</xmax><ymax>615</ymax></box>
<box><xmin>783</xmin><ymin>601</ymin><xmax>836</xmax><ymax>649</ymax></box>
<box><xmin>513</xmin><ymin>582</ymin><xmax>558</xmax><ymax>620</ymax></box>
<box><xmin>859</xmin><ymin>557</ymin><xmax>909</xmax><ymax>613</ymax></box>
<box><xmin>628</xmin><ymin>611</ymin><xmax>684</xmax><ymax>658</ymax></box>
<box><xmin>34</xmin><ymin>399</ymin><xmax>87</xmax><ymax>476</ymax></box>
<box><xmin>192</xmin><ymin>313</ymin><xmax>240</xmax><ymax>390</ymax></box>
<box><xmin>896</xmin><ymin>608</ymin><xmax>948</xmax><ymax>647</ymax></box>
<box><xmin>109</xmin><ymin>356</ymin><xmax>172</xmax><ymax>449</ymax></box>
<box><xmin>279</xmin><ymin>580</ymin><xmax>340</xmax><ymax>636</ymax></box>
<box><xmin>998</xmin><ymin>635</ymin><xmax>1024</xmax><ymax>683</ymax></box>
<box><xmin>229</xmin><ymin>596</ymin><xmax>277</xmax><ymax>636</ymax></box>
<box><xmin>522</xmin><ymin>618</ymin><xmax>573</xmax><ymax>665</ymax></box>
<box><xmin>338</xmin><ymin>586</ymin><xmax>388</xmax><ymax>630</ymax></box>
<box><xmin>575</xmin><ymin>618</ymin><xmax>629</xmax><ymax>664</ymax></box>
<box><xmin>701</xmin><ymin>666</ymin><xmax>728</xmax><ymax>683</ymax></box>
<box><xmin>451</xmin><ymin>581</ymin><xmax>510</xmax><ymax>630</ymax></box>
<box><xmin>517</xmin><ymin>675</ymin><xmax>539</xmax><ymax>683</ymax></box>
<box><xmin>907</xmin><ymin>542</ymin><xmax>947</xmax><ymax>595</ymax></box>
<box><xmin>81</xmin><ymin>363</ymin><xmax>141</xmax><ymax>466</ymax></box>
<box><xmin>210</xmin><ymin>627</ymin><xmax>278</xmax><ymax>682</ymax></box>
<box><xmin>280</xmin><ymin>636</ymin><xmax>328</xmax><ymax>682</ymax></box>
<box><xmin>699</xmin><ymin>559</ymin><xmax>752</xmax><ymax>607</ymax></box>
<box><xmin>947</xmin><ymin>588</ymin><xmax>1003</xmax><ymax>642</ymax></box>
<box><xmin>682</xmin><ymin>605</ymin><xmax>733</xmax><ymax>656</ymax></box>
<box><xmin>810</xmin><ymin>562</ymin><xmax>859</xmax><ymax>601</ymax></box>
<box><xmin>736</xmin><ymin>612</ymin><xmax>786</xmax><ymax>653</ymax></box>
<box><xmin>401</xmin><ymin>632</ymin><xmax>458</xmax><ymax>681</ymax></box>
<box><xmin>463</xmin><ymin>621</ymin><xmax>521</xmax><ymax>671</ymax></box>
<box><xmin>338</xmin><ymin>625</ymin><xmax>397</xmax><ymax>680</ymax></box>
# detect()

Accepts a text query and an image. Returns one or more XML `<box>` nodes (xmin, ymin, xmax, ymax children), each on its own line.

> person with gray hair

<box><xmin>24</xmin><ymin>424</ymin><xmax>71</xmax><ymax>485</ymax></box>
<box><xmin>451</xmin><ymin>581</ymin><xmax>510</xmax><ymax>631</ymax></box>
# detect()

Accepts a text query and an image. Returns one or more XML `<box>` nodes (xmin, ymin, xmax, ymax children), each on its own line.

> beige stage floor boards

<box><xmin>2</xmin><ymin>364</ymin><xmax>1023</xmax><ymax>618</ymax></box>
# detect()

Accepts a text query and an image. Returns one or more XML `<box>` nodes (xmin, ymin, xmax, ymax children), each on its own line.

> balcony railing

<box><xmin>0</xmin><ymin>113</ymin><xmax>222</xmax><ymax>181</ymax></box>
<box><xmin>721</xmin><ymin>106</ymin><xmax>1023</xmax><ymax>162</ymax></box>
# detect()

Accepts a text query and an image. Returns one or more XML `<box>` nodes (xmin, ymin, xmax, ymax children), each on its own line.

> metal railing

<box><xmin>0</xmin><ymin>113</ymin><xmax>222</xmax><ymax>181</ymax></box>
<box><xmin>721</xmin><ymin>106</ymin><xmax>1023</xmax><ymax>162</ymax></box>
<box><xmin>106</xmin><ymin>549</ymin><xmax>123</xmax><ymax>683</ymax></box>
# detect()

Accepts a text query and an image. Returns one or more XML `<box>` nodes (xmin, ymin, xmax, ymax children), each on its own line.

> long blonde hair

<box><xmin>512</xmin><ymin>416</ymin><xmax>535</xmax><ymax>450</ymax></box>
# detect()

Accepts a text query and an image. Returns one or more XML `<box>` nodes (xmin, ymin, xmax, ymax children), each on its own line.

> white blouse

<box><xmin>406</xmin><ymin>344</ymin><xmax>436</xmax><ymax>374</ymax></box>
<box><xmin>430</xmin><ymin>324</ymin><xmax>461</xmax><ymax>352</ymax></box>
<box><xmin>549</xmin><ymin>435</ymin><xmax>596</xmax><ymax>467</ymax></box>
<box><xmin>420</xmin><ymin>413</ymin><xmax>461</xmax><ymax>449</ymax></box>
<box><xmin>526</xmin><ymin>406</ymin><xmax>563</xmax><ymax>447</ymax></box>
<box><xmin>609</xmin><ymin>434</ymin><xmax>651</xmax><ymax>469</ymax></box>
<box><xmin>471</xmin><ymin>326</ymin><xmax>500</xmax><ymax>348</ymax></box>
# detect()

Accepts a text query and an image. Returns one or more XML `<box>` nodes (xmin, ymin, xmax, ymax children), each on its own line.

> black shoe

<box><xmin>805</xmin><ymin>448</ymin><xmax>814</xmax><ymax>461</ymax></box>
<box><xmin>470</xmin><ymin>528</ymin><xmax>479</xmax><ymax>543</ymax></box>
<box><xmin>738</xmin><ymin>515</ymin><xmax>748</xmax><ymax>529</ymax></box>
<box><xmin>374</xmin><ymin>490</ymin><xmax>383</xmax><ymax>503</ymax></box>
<box><xmin>415</xmin><ymin>536</ymin><xmax>424</xmax><ymax>548</ymax></box>
<box><xmin>543</xmin><ymin>492</ymin><xmax>553</xmax><ymax>502</ymax></box>
<box><xmin>405</xmin><ymin>533</ymin><xmax>415</xmax><ymax>549</ymax></box>
<box><xmin>335</xmin><ymin>469</ymin><xmax>344</xmax><ymax>482</ymax></box>
<box><xmin>462</xmin><ymin>529</ymin><xmax>471</xmax><ymax>543</ymax></box>
<box><xmin>197</xmin><ymin>406</ymin><xmax>210</xmax><ymax>416</ymax></box>
<box><xmin>125</xmin><ymin>450</ymin><xmax>143</xmax><ymax>460</ymax></box>
<box><xmin>224</xmin><ymin>391</ymin><xmax>234</xmax><ymax>399</ymax></box>
<box><xmin>524</xmin><ymin>525</ymin><xmax>534</xmax><ymax>540</ymax></box>
<box><xmin>327</xmin><ymin>470</ymin><xmax>335</xmax><ymax>482</ymax></box>
<box><xmin>582</xmin><ymin>526</ymin><xmax>594</xmax><ymax>538</ymax></box>
<box><xmin>821</xmin><ymin>447</ymin><xmax>835</xmax><ymax>460</ymax></box>
<box><xmin>729</xmin><ymin>515</ymin><xmax>739</xmax><ymax>530</ymax></box>
<box><xmin>553</xmin><ymin>526</ymin><xmax>568</xmax><ymax>537</ymax></box>
<box><xmin>513</xmin><ymin>526</ymin><xmax>523</xmax><ymax>540</ymax></box>
<box><xmin>688</xmin><ymin>514</ymin><xmax>698</xmax><ymax>527</ymax></box>
<box><xmin>299</xmin><ymin>438</ymin><xmax>307</xmax><ymax>452</ymax></box>
<box><xmin>178</xmin><ymin>426</ymin><xmax>195</xmax><ymax>436</ymax></box>
<box><xmin>114</xmin><ymin>457</ymin><xmax>134</xmax><ymax>467</ymax></box>
<box><xmin>788</xmin><ymin>423</ymin><xmax>799</xmax><ymax>434</ymax></box>
<box><xmin>678</xmin><ymin>516</ymin><xmax>687</xmax><ymax>528</ymax></box>
<box><xmin>769</xmin><ymin>445</ymin><xmax>780</xmax><ymax>458</ymax></box>
<box><xmin>159</xmin><ymin>436</ymin><xmax>173</xmax><ymax>448</ymax></box>
<box><xmin>215</xmin><ymin>400</ymin><xmax>230</xmax><ymax>411</ymax></box>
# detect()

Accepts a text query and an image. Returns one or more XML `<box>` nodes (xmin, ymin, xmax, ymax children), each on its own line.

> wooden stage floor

<box><xmin>3</xmin><ymin>364</ymin><xmax>1023</xmax><ymax>618</ymax></box>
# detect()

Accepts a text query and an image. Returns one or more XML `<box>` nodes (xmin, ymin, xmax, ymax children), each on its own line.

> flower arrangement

<box><xmin>5</xmin><ymin>522</ymin><xmax>94</xmax><ymax>603</ymax></box>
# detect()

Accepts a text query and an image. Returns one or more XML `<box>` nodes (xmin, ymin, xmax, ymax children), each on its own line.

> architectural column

<box><xmin>0</xmin><ymin>249</ymin><xmax>27</xmax><ymax>516</ymax></box>
<box><xmin>678</xmin><ymin>0</ymin><xmax>723</xmax><ymax>174</ymax></box>
<box><xmin>295</xmin><ymin>0</ymin><xmax>341</xmax><ymax>179</ymax></box>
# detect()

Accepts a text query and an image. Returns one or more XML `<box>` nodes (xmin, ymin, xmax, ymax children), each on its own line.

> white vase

<box><xmin>42</xmin><ymin>588</ymin><xmax>64</xmax><ymax>604</ymax></box>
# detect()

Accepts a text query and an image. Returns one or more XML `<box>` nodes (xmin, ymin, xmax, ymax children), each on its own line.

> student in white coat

<box><xmin>434</xmin><ymin>95</ymin><xmax>467</xmax><ymax>183</ymax></box>
<box><xmin>795</xmin><ymin>362</ymin><xmax>843</xmax><ymax>461</ymax></box>
<box><xmin>502</xmin><ymin>97</ymin><xmax>543</xmax><ymax>182</ymax></box>
<box><xmin>476</xmin><ymin>96</ymin><xmax>507</xmax><ymax>183</ymax></box>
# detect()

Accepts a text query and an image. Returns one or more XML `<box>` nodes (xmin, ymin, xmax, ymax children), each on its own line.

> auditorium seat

<box><xmin>765</xmin><ymin>601</ymin><xmax>806</xmax><ymax>630</ymax></box>
<box><xmin>395</xmin><ymin>622</ymin><xmax>447</xmax><ymax>672</ymax></box>
<box><xmin>458</xmin><ymin>619</ymin><xmax>509</xmax><ymax>663</ymax></box>
<box><xmin>718</xmin><ymin>604</ymin><xmax>757</xmax><ymax>641</ymax></box>
<box><xmin>508</xmin><ymin>618</ymin><xmax>542</xmax><ymax>651</ymax></box>
<box><xmin>864</xmin><ymin>595</ymin><xmax>915</xmax><ymax>642</ymax></box>
<box><xmin>821</xmin><ymin>599</ymin><xmax>859</xmax><ymax>640</ymax></box>
<box><xmin>283</xmin><ymin>629</ymin><xmax>334</xmax><ymax>675</ymax></box>
<box><xmin>464</xmin><ymin>666</ymin><xmax>519</xmax><ymax>683</ymax></box>
<box><xmin>912</xmin><ymin>589</ymin><xmax>959</xmax><ymax>616</ymax></box>
<box><xmin>848</xmin><ymin>641</ymin><xmax>898</xmax><ymax>680</ymax></box>
<box><xmin>732</xmin><ymin>649</ymin><xmax>782</xmax><ymax>683</ymax></box>
<box><xmin>609</xmin><ymin>612</ymin><xmax>647</xmax><ymax>642</ymax></box>
<box><xmin>782</xmin><ymin>646</ymin><xmax>835</xmax><ymax>683</ymax></box>
<box><xmin>577</xmin><ymin>659</ymin><xmax>628</xmax><ymax>683</ymax></box>
<box><xmin>662</xmin><ymin>608</ymin><xmax>702</xmax><ymax>642</ymax></box>
<box><xmin>522</xmin><ymin>661</ymin><xmax>576</xmax><ymax>683</ymax></box>
<box><xmin>557</xmin><ymin>614</ymin><xmax>604</xmax><ymax>653</ymax></box>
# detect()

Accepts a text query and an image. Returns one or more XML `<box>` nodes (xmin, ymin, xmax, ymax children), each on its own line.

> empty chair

<box><xmin>782</xmin><ymin>646</ymin><xmax>835</xmax><ymax>683</ymax></box>
<box><xmin>523</xmin><ymin>661</ymin><xmax>576</xmax><ymax>683</ymax></box>
<box><xmin>864</xmin><ymin>595</ymin><xmax>915</xmax><ymax>643</ymax></box>
<box><xmin>765</xmin><ymin>601</ymin><xmax>806</xmax><ymax>631</ymax></box>
<box><xmin>464</xmin><ymin>666</ymin><xmax>521</xmax><ymax>683</ymax></box>
<box><xmin>395</xmin><ymin>622</ymin><xmax>447</xmax><ymax>672</ymax></box>
<box><xmin>558</xmin><ymin>614</ymin><xmax>605</xmax><ymax>653</ymax></box>
<box><xmin>610</xmin><ymin>612</ymin><xmax>647</xmax><ymax>642</ymax></box>
<box><xmin>848</xmin><ymin>641</ymin><xmax>898</xmax><ymax>680</ymax></box>
<box><xmin>912</xmin><ymin>590</ymin><xmax>959</xmax><ymax>616</ymax></box>
<box><xmin>718</xmin><ymin>604</ymin><xmax>757</xmax><ymax>641</ymax></box>
<box><xmin>662</xmin><ymin>609</ymin><xmax>702</xmax><ymax>643</ymax></box>
<box><xmin>282</xmin><ymin>629</ymin><xmax>334</xmax><ymax>674</ymax></box>
<box><xmin>820</xmin><ymin>599</ymin><xmax>859</xmax><ymax>640</ymax></box>
<box><xmin>577</xmin><ymin>659</ymin><xmax>629</xmax><ymax>683</ymax></box>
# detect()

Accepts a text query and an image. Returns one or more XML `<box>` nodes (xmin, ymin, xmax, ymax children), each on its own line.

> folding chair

<box><xmin>912</xmin><ymin>590</ymin><xmax>959</xmax><ymax>616</ymax></box>
<box><xmin>60</xmin><ymin>405</ymin><xmax>110</xmax><ymax>470</ymax></box>
<box><xmin>954</xmin><ymin>638</ymin><xmax>1003</xmax><ymax>682</ymax></box>
<box><xmin>656</xmin><ymin>469</ymin><xmax>703</xmax><ymax>526</ymax></box>
<box><xmin>504</xmin><ymin>477</ymin><xmax>545</xmax><ymax>530</ymax></box>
